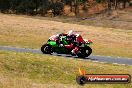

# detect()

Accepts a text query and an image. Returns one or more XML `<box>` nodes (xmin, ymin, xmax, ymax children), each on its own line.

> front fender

<box><xmin>85</xmin><ymin>42</ymin><xmax>93</xmax><ymax>47</ymax></box>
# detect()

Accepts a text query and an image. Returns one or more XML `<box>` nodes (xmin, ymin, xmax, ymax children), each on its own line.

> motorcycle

<box><xmin>41</xmin><ymin>34</ymin><xmax>93</xmax><ymax>58</ymax></box>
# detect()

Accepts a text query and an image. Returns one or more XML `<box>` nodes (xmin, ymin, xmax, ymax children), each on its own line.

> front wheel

<box><xmin>77</xmin><ymin>47</ymin><xmax>92</xmax><ymax>58</ymax></box>
<box><xmin>41</xmin><ymin>44</ymin><xmax>52</xmax><ymax>54</ymax></box>
<box><xmin>85</xmin><ymin>46</ymin><xmax>92</xmax><ymax>57</ymax></box>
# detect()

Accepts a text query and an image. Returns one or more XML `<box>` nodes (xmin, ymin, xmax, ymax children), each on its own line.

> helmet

<box><xmin>67</xmin><ymin>30</ymin><xmax>73</xmax><ymax>36</ymax></box>
<box><xmin>55</xmin><ymin>34</ymin><xmax>60</xmax><ymax>39</ymax></box>
<box><xmin>56</xmin><ymin>34</ymin><xmax>60</xmax><ymax>37</ymax></box>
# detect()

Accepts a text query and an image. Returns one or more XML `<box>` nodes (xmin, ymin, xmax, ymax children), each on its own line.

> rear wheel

<box><xmin>41</xmin><ymin>44</ymin><xmax>52</xmax><ymax>54</ymax></box>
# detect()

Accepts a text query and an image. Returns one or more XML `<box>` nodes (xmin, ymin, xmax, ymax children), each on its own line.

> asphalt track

<box><xmin>0</xmin><ymin>46</ymin><xmax>132</xmax><ymax>65</ymax></box>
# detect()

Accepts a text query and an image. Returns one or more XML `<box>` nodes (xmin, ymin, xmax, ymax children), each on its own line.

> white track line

<box><xmin>84</xmin><ymin>59</ymin><xmax>130</xmax><ymax>66</ymax></box>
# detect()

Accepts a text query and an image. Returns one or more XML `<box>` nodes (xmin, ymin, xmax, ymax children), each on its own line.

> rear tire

<box><xmin>41</xmin><ymin>44</ymin><xmax>52</xmax><ymax>54</ymax></box>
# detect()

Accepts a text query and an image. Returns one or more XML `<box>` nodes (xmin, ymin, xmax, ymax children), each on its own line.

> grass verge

<box><xmin>0</xmin><ymin>50</ymin><xmax>132</xmax><ymax>88</ymax></box>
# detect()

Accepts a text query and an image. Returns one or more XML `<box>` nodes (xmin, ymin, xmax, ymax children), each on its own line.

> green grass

<box><xmin>0</xmin><ymin>50</ymin><xmax>132</xmax><ymax>88</ymax></box>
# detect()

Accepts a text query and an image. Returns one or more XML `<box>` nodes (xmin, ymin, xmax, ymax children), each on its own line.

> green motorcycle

<box><xmin>41</xmin><ymin>35</ymin><xmax>93</xmax><ymax>58</ymax></box>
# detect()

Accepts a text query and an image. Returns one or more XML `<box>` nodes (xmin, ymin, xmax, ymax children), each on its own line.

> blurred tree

<box><xmin>50</xmin><ymin>1</ymin><xmax>64</xmax><ymax>16</ymax></box>
<box><xmin>0</xmin><ymin>0</ymin><xmax>131</xmax><ymax>16</ymax></box>
<box><xmin>39</xmin><ymin>0</ymin><xmax>50</xmax><ymax>16</ymax></box>
<box><xmin>0</xmin><ymin>0</ymin><xmax>10</xmax><ymax>13</ymax></box>
<box><xmin>15</xmin><ymin>0</ymin><xmax>36</xmax><ymax>15</ymax></box>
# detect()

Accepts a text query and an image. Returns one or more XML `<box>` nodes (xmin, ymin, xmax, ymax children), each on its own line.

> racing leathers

<box><xmin>64</xmin><ymin>30</ymin><xmax>84</xmax><ymax>55</ymax></box>
<box><xmin>70</xmin><ymin>33</ymin><xmax>84</xmax><ymax>54</ymax></box>
<box><xmin>49</xmin><ymin>30</ymin><xmax>84</xmax><ymax>55</ymax></box>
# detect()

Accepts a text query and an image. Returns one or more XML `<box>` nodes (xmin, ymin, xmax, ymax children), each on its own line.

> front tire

<box><xmin>85</xmin><ymin>46</ymin><xmax>92</xmax><ymax>57</ymax></box>
<box><xmin>77</xmin><ymin>47</ymin><xmax>92</xmax><ymax>58</ymax></box>
<box><xmin>41</xmin><ymin>44</ymin><xmax>52</xmax><ymax>54</ymax></box>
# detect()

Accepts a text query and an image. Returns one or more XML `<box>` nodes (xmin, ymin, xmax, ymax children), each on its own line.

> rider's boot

<box><xmin>71</xmin><ymin>47</ymin><xmax>79</xmax><ymax>56</ymax></box>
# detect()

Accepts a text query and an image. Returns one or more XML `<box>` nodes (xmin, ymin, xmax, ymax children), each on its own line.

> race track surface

<box><xmin>0</xmin><ymin>46</ymin><xmax>132</xmax><ymax>65</ymax></box>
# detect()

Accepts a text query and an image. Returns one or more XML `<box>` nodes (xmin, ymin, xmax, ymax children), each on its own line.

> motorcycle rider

<box><xmin>65</xmin><ymin>30</ymin><xmax>84</xmax><ymax>55</ymax></box>
<box><xmin>49</xmin><ymin>30</ymin><xmax>84</xmax><ymax>54</ymax></box>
